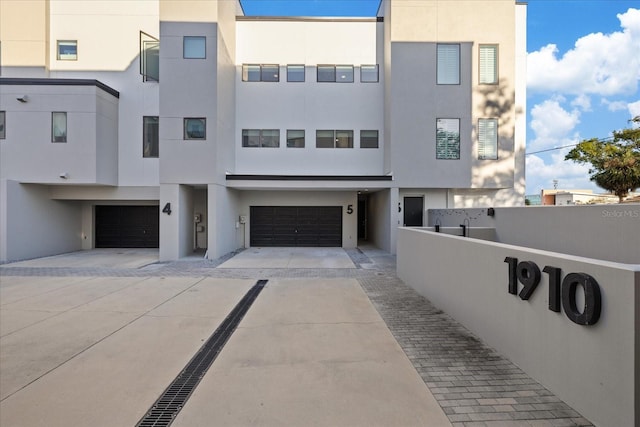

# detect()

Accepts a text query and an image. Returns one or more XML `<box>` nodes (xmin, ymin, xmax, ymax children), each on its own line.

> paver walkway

<box><xmin>0</xmin><ymin>247</ymin><xmax>594</xmax><ymax>426</ymax></box>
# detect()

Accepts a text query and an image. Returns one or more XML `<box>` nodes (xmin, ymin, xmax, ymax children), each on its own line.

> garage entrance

<box><xmin>250</xmin><ymin>206</ymin><xmax>342</xmax><ymax>247</ymax></box>
<box><xmin>95</xmin><ymin>206</ymin><xmax>159</xmax><ymax>248</ymax></box>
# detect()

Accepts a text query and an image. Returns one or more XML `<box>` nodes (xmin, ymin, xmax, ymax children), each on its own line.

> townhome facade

<box><xmin>0</xmin><ymin>0</ymin><xmax>527</xmax><ymax>262</ymax></box>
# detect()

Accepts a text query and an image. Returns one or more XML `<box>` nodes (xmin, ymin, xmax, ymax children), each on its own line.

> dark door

<box><xmin>95</xmin><ymin>206</ymin><xmax>159</xmax><ymax>248</ymax></box>
<box><xmin>403</xmin><ymin>197</ymin><xmax>423</xmax><ymax>226</ymax></box>
<box><xmin>250</xmin><ymin>206</ymin><xmax>342</xmax><ymax>247</ymax></box>
<box><xmin>357</xmin><ymin>198</ymin><xmax>367</xmax><ymax>240</ymax></box>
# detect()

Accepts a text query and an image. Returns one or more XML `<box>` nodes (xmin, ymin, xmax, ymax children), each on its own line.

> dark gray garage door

<box><xmin>250</xmin><ymin>206</ymin><xmax>342</xmax><ymax>247</ymax></box>
<box><xmin>95</xmin><ymin>206</ymin><xmax>159</xmax><ymax>248</ymax></box>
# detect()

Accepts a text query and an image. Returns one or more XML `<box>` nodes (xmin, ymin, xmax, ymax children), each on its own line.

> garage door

<box><xmin>250</xmin><ymin>206</ymin><xmax>342</xmax><ymax>247</ymax></box>
<box><xmin>95</xmin><ymin>206</ymin><xmax>159</xmax><ymax>248</ymax></box>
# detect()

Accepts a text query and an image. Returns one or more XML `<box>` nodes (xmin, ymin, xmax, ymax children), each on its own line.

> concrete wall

<box><xmin>208</xmin><ymin>184</ymin><xmax>243</xmax><ymax>258</ymax></box>
<box><xmin>429</xmin><ymin>205</ymin><xmax>640</xmax><ymax>264</ymax></box>
<box><xmin>368</xmin><ymin>189</ymin><xmax>391</xmax><ymax>252</ymax></box>
<box><xmin>1</xmin><ymin>180</ymin><xmax>82</xmax><ymax>262</ymax></box>
<box><xmin>397</xmin><ymin>227</ymin><xmax>640</xmax><ymax>427</ymax></box>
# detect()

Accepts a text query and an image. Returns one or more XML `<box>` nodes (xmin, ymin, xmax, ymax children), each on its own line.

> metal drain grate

<box><xmin>136</xmin><ymin>279</ymin><xmax>268</xmax><ymax>427</ymax></box>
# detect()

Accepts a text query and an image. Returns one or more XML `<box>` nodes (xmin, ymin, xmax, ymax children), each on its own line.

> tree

<box><xmin>565</xmin><ymin>117</ymin><xmax>640</xmax><ymax>202</ymax></box>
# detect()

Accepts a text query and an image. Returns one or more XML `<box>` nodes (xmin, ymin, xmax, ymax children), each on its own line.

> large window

<box><xmin>0</xmin><ymin>111</ymin><xmax>5</xmax><ymax>139</ymax></box>
<box><xmin>242</xmin><ymin>129</ymin><xmax>280</xmax><ymax>147</ymax></box>
<box><xmin>287</xmin><ymin>130</ymin><xmax>305</xmax><ymax>148</ymax></box>
<box><xmin>287</xmin><ymin>65</ymin><xmax>305</xmax><ymax>82</ymax></box>
<box><xmin>140</xmin><ymin>31</ymin><xmax>159</xmax><ymax>82</ymax></box>
<box><xmin>184</xmin><ymin>118</ymin><xmax>206</xmax><ymax>140</ymax></box>
<box><xmin>478</xmin><ymin>118</ymin><xmax>498</xmax><ymax>160</ymax></box>
<box><xmin>183</xmin><ymin>36</ymin><xmax>206</xmax><ymax>59</ymax></box>
<box><xmin>436</xmin><ymin>118</ymin><xmax>460</xmax><ymax>159</ymax></box>
<box><xmin>57</xmin><ymin>40</ymin><xmax>77</xmax><ymax>61</ymax></box>
<box><xmin>242</xmin><ymin>64</ymin><xmax>279</xmax><ymax>82</ymax></box>
<box><xmin>52</xmin><ymin>112</ymin><xmax>67</xmax><ymax>143</ymax></box>
<box><xmin>360</xmin><ymin>65</ymin><xmax>379</xmax><ymax>83</ymax></box>
<box><xmin>437</xmin><ymin>44</ymin><xmax>460</xmax><ymax>85</ymax></box>
<box><xmin>143</xmin><ymin>116</ymin><xmax>159</xmax><ymax>158</ymax></box>
<box><xmin>316</xmin><ymin>130</ymin><xmax>353</xmax><ymax>148</ymax></box>
<box><xmin>317</xmin><ymin>65</ymin><xmax>353</xmax><ymax>83</ymax></box>
<box><xmin>360</xmin><ymin>130</ymin><xmax>379</xmax><ymax>148</ymax></box>
<box><xmin>479</xmin><ymin>45</ymin><xmax>498</xmax><ymax>84</ymax></box>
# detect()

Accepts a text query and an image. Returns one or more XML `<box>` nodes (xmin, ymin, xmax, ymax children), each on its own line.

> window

<box><xmin>360</xmin><ymin>130</ymin><xmax>379</xmax><ymax>148</ymax></box>
<box><xmin>478</xmin><ymin>118</ymin><xmax>498</xmax><ymax>160</ymax></box>
<box><xmin>287</xmin><ymin>130</ymin><xmax>305</xmax><ymax>148</ymax></box>
<box><xmin>287</xmin><ymin>65</ymin><xmax>305</xmax><ymax>82</ymax></box>
<box><xmin>317</xmin><ymin>65</ymin><xmax>353</xmax><ymax>83</ymax></box>
<box><xmin>57</xmin><ymin>40</ymin><xmax>77</xmax><ymax>60</ymax></box>
<box><xmin>52</xmin><ymin>112</ymin><xmax>67</xmax><ymax>142</ymax></box>
<box><xmin>437</xmin><ymin>44</ymin><xmax>460</xmax><ymax>85</ymax></box>
<box><xmin>184</xmin><ymin>118</ymin><xmax>206</xmax><ymax>139</ymax></box>
<box><xmin>0</xmin><ymin>111</ymin><xmax>5</xmax><ymax>139</ymax></box>
<box><xmin>479</xmin><ymin>45</ymin><xmax>498</xmax><ymax>84</ymax></box>
<box><xmin>360</xmin><ymin>65</ymin><xmax>379</xmax><ymax>83</ymax></box>
<box><xmin>436</xmin><ymin>118</ymin><xmax>460</xmax><ymax>159</ymax></box>
<box><xmin>143</xmin><ymin>116</ymin><xmax>159</xmax><ymax>157</ymax></box>
<box><xmin>316</xmin><ymin>130</ymin><xmax>353</xmax><ymax>148</ymax></box>
<box><xmin>183</xmin><ymin>36</ymin><xmax>206</xmax><ymax>59</ymax></box>
<box><xmin>242</xmin><ymin>64</ymin><xmax>280</xmax><ymax>82</ymax></box>
<box><xmin>140</xmin><ymin>31</ymin><xmax>159</xmax><ymax>82</ymax></box>
<box><xmin>242</xmin><ymin>129</ymin><xmax>280</xmax><ymax>147</ymax></box>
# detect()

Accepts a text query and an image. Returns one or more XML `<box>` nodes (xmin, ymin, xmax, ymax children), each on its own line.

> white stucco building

<box><xmin>0</xmin><ymin>0</ymin><xmax>527</xmax><ymax>262</ymax></box>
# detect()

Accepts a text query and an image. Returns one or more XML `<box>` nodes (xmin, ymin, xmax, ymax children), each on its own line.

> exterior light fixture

<box><xmin>16</xmin><ymin>95</ymin><xmax>28</xmax><ymax>103</ymax></box>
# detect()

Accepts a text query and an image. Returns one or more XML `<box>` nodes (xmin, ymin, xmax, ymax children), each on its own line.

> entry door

<box><xmin>403</xmin><ymin>197</ymin><xmax>423</xmax><ymax>226</ymax></box>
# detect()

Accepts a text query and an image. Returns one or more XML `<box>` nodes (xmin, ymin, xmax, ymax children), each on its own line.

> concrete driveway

<box><xmin>0</xmin><ymin>249</ymin><xmax>450</xmax><ymax>427</ymax></box>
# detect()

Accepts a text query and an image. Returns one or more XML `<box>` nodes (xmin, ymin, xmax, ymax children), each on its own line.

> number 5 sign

<box><xmin>504</xmin><ymin>257</ymin><xmax>602</xmax><ymax>326</ymax></box>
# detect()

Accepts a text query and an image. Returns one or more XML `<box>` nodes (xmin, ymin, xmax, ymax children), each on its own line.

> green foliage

<box><xmin>565</xmin><ymin>117</ymin><xmax>640</xmax><ymax>202</ymax></box>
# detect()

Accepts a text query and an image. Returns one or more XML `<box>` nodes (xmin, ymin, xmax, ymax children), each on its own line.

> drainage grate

<box><xmin>136</xmin><ymin>279</ymin><xmax>268</xmax><ymax>427</ymax></box>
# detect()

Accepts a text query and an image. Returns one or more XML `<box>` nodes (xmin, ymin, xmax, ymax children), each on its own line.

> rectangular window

<box><xmin>143</xmin><ymin>116</ymin><xmax>159</xmax><ymax>158</ymax></box>
<box><xmin>360</xmin><ymin>65</ymin><xmax>379</xmax><ymax>83</ymax></box>
<box><xmin>316</xmin><ymin>130</ymin><xmax>353</xmax><ymax>148</ymax></box>
<box><xmin>360</xmin><ymin>130</ymin><xmax>379</xmax><ymax>148</ymax></box>
<box><xmin>479</xmin><ymin>44</ymin><xmax>498</xmax><ymax>84</ymax></box>
<box><xmin>478</xmin><ymin>118</ymin><xmax>498</xmax><ymax>160</ymax></box>
<box><xmin>317</xmin><ymin>65</ymin><xmax>336</xmax><ymax>82</ymax></box>
<box><xmin>336</xmin><ymin>65</ymin><xmax>354</xmax><ymax>83</ymax></box>
<box><xmin>242</xmin><ymin>64</ymin><xmax>279</xmax><ymax>82</ymax></box>
<box><xmin>436</xmin><ymin>118</ymin><xmax>460</xmax><ymax>159</ymax></box>
<box><xmin>242</xmin><ymin>129</ymin><xmax>280</xmax><ymax>147</ymax></box>
<box><xmin>0</xmin><ymin>111</ymin><xmax>5</xmax><ymax>139</ymax></box>
<box><xmin>52</xmin><ymin>112</ymin><xmax>67</xmax><ymax>143</ymax></box>
<box><xmin>287</xmin><ymin>65</ymin><xmax>305</xmax><ymax>82</ymax></box>
<box><xmin>287</xmin><ymin>129</ymin><xmax>305</xmax><ymax>147</ymax></box>
<box><xmin>57</xmin><ymin>40</ymin><xmax>77</xmax><ymax>61</ymax></box>
<box><xmin>242</xmin><ymin>64</ymin><xmax>261</xmax><ymax>82</ymax></box>
<box><xmin>140</xmin><ymin>31</ymin><xmax>159</xmax><ymax>82</ymax></box>
<box><xmin>184</xmin><ymin>118</ymin><xmax>206</xmax><ymax>139</ymax></box>
<box><xmin>437</xmin><ymin>44</ymin><xmax>460</xmax><ymax>85</ymax></box>
<box><xmin>183</xmin><ymin>36</ymin><xmax>206</xmax><ymax>59</ymax></box>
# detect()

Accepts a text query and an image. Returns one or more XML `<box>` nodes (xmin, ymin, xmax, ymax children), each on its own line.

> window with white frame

<box><xmin>143</xmin><ymin>116</ymin><xmax>159</xmax><ymax>157</ymax></box>
<box><xmin>57</xmin><ymin>40</ymin><xmax>77</xmax><ymax>60</ymax></box>
<box><xmin>479</xmin><ymin>45</ymin><xmax>498</xmax><ymax>84</ymax></box>
<box><xmin>316</xmin><ymin>130</ymin><xmax>353</xmax><ymax>148</ymax></box>
<box><xmin>360</xmin><ymin>130</ymin><xmax>379</xmax><ymax>148</ymax></box>
<box><xmin>437</xmin><ymin>44</ymin><xmax>460</xmax><ymax>85</ymax></box>
<box><xmin>287</xmin><ymin>130</ymin><xmax>305</xmax><ymax>148</ymax></box>
<box><xmin>242</xmin><ymin>129</ymin><xmax>280</xmax><ymax>147</ymax></box>
<box><xmin>52</xmin><ymin>112</ymin><xmax>67</xmax><ymax>142</ymax></box>
<box><xmin>287</xmin><ymin>65</ymin><xmax>305</xmax><ymax>82</ymax></box>
<box><xmin>0</xmin><ymin>111</ymin><xmax>5</xmax><ymax>139</ymax></box>
<box><xmin>184</xmin><ymin>118</ymin><xmax>206</xmax><ymax>140</ymax></box>
<box><xmin>242</xmin><ymin>64</ymin><xmax>279</xmax><ymax>82</ymax></box>
<box><xmin>478</xmin><ymin>118</ymin><xmax>498</xmax><ymax>159</ymax></box>
<box><xmin>436</xmin><ymin>118</ymin><xmax>460</xmax><ymax>159</ymax></box>
<box><xmin>183</xmin><ymin>36</ymin><xmax>206</xmax><ymax>59</ymax></box>
<box><xmin>317</xmin><ymin>65</ymin><xmax>353</xmax><ymax>83</ymax></box>
<box><xmin>140</xmin><ymin>31</ymin><xmax>159</xmax><ymax>82</ymax></box>
<box><xmin>360</xmin><ymin>65</ymin><xmax>379</xmax><ymax>83</ymax></box>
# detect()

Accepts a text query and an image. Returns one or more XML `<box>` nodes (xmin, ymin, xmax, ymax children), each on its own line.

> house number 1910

<box><xmin>504</xmin><ymin>257</ymin><xmax>602</xmax><ymax>326</ymax></box>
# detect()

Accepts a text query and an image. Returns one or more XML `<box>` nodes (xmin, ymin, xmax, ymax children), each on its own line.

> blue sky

<box><xmin>241</xmin><ymin>1</ymin><xmax>640</xmax><ymax>195</ymax></box>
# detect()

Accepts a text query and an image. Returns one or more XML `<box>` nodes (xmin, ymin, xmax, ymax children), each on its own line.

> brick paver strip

<box><xmin>0</xmin><ymin>248</ymin><xmax>594</xmax><ymax>427</ymax></box>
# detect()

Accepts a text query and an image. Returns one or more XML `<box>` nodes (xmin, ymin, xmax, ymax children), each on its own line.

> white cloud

<box><xmin>602</xmin><ymin>99</ymin><xmax>629</xmax><ymax>112</ymax></box>
<box><xmin>526</xmin><ymin>149</ymin><xmax>598</xmax><ymax>194</ymax></box>
<box><xmin>527</xmin><ymin>8</ymin><xmax>640</xmax><ymax>96</ymax></box>
<box><xmin>528</xmin><ymin>99</ymin><xmax>580</xmax><ymax>152</ymax></box>
<box><xmin>629</xmin><ymin>100</ymin><xmax>640</xmax><ymax>119</ymax></box>
<box><xmin>571</xmin><ymin>94</ymin><xmax>591</xmax><ymax>112</ymax></box>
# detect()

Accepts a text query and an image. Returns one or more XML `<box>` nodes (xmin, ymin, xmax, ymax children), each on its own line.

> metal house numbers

<box><xmin>504</xmin><ymin>257</ymin><xmax>602</xmax><ymax>326</ymax></box>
